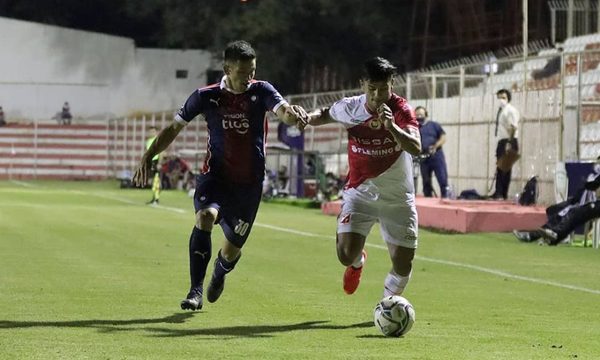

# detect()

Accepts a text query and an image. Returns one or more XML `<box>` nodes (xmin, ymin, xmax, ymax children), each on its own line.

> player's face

<box><xmin>363</xmin><ymin>79</ymin><xmax>392</xmax><ymax>110</ymax></box>
<box><xmin>225</xmin><ymin>59</ymin><xmax>256</xmax><ymax>92</ymax></box>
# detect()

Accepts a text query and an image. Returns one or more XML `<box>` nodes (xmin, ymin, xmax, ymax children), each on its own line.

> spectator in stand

<box><xmin>532</xmin><ymin>47</ymin><xmax>563</xmax><ymax>80</ymax></box>
<box><xmin>0</xmin><ymin>106</ymin><xmax>6</xmax><ymax>127</ymax></box>
<box><xmin>60</xmin><ymin>102</ymin><xmax>72</xmax><ymax>125</ymax></box>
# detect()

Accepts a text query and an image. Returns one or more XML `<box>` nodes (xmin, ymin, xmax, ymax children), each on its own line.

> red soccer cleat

<box><xmin>343</xmin><ymin>250</ymin><xmax>367</xmax><ymax>294</ymax></box>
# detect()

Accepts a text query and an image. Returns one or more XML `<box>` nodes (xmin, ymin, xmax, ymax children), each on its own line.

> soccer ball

<box><xmin>373</xmin><ymin>295</ymin><xmax>415</xmax><ymax>337</ymax></box>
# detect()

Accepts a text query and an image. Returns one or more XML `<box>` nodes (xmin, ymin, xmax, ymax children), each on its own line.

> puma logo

<box><xmin>193</xmin><ymin>251</ymin><xmax>208</xmax><ymax>259</ymax></box>
<box><xmin>210</xmin><ymin>98</ymin><xmax>220</xmax><ymax>106</ymax></box>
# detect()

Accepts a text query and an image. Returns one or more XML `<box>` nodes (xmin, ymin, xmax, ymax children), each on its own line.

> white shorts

<box><xmin>337</xmin><ymin>185</ymin><xmax>418</xmax><ymax>249</ymax></box>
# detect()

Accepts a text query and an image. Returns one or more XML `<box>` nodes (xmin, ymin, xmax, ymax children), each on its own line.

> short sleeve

<box><xmin>435</xmin><ymin>122</ymin><xmax>445</xmax><ymax>136</ymax></box>
<box><xmin>393</xmin><ymin>100</ymin><xmax>419</xmax><ymax>131</ymax></box>
<box><xmin>260</xmin><ymin>81</ymin><xmax>288</xmax><ymax>113</ymax></box>
<box><xmin>508</xmin><ymin>106</ymin><xmax>520</xmax><ymax>127</ymax></box>
<box><xmin>175</xmin><ymin>90</ymin><xmax>205</xmax><ymax>125</ymax></box>
<box><xmin>329</xmin><ymin>97</ymin><xmax>362</xmax><ymax>126</ymax></box>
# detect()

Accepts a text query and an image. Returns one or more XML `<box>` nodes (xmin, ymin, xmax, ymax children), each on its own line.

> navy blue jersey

<box><xmin>419</xmin><ymin>120</ymin><xmax>445</xmax><ymax>153</ymax></box>
<box><xmin>175</xmin><ymin>78</ymin><xmax>287</xmax><ymax>184</ymax></box>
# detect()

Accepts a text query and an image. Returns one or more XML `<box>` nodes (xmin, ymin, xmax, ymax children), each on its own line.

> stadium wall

<box><xmin>0</xmin><ymin>16</ymin><xmax>213</xmax><ymax>120</ymax></box>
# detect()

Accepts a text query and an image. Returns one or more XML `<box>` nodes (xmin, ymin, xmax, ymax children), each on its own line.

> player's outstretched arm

<box><xmin>306</xmin><ymin>107</ymin><xmax>335</xmax><ymax>127</ymax></box>
<box><xmin>276</xmin><ymin>104</ymin><xmax>309</xmax><ymax>130</ymax></box>
<box><xmin>132</xmin><ymin>121</ymin><xmax>185</xmax><ymax>187</ymax></box>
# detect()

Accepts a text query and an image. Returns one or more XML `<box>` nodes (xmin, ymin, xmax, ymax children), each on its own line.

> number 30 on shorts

<box><xmin>234</xmin><ymin>219</ymin><xmax>250</xmax><ymax>236</ymax></box>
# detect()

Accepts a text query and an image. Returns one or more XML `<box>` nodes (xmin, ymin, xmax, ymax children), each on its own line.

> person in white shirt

<box><xmin>492</xmin><ymin>89</ymin><xmax>520</xmax><ymax>200</ymax></box>
<box><xmin>306</xmin><ymin>57</ymin><xmax>421</xmax><ymax>300</ymax></box>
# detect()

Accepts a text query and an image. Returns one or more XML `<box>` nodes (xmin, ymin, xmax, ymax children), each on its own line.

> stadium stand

<box><xmin>0</xmin><ymin>121</ymin><xmax>109</xmax><ymax>180</ymax></box>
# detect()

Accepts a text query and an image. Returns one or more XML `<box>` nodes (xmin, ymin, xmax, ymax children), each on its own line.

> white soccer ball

<box><xmin>373</xmin><ymin>295</ymin><xmax>415</xmax><ymax>337</ymax></box>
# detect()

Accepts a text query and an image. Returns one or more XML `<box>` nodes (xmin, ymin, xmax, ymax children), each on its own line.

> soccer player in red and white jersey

<box><xmin>306</xmin><ymin>57</ymin><xmax>421</xmax><ymax>298</ymax></box>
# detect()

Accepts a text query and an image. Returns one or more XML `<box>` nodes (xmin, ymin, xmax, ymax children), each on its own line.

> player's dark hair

<box><xmin>496</xmin><ymin>88</ymin><xmax>512</xmax><ymax>102</ymax></box>
<box><xmin>362</xmin><ymin>57</ymin><xmax>397</xmax><ymax>82</ymax></box>
<box><xmin>415</xmin><ymin>106</ymin><xmax>428</xmax><ymax>117</ymax></box>
<box><xmin>224</xmin><ymin>40</ymin><xmax>256</xmax><ymax>62</ymax></box>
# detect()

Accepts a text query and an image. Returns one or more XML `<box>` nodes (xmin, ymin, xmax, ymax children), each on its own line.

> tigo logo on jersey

<box><xmin>222</xmin><ymin>114</ymin><xmax>250</xmax><ymax>134</ymax></box>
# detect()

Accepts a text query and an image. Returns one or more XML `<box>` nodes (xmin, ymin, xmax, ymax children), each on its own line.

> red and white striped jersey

<box><xmin>329</xmin><ymin>93</ymin><xmax>418</xmax><ymax>195</ymax></box>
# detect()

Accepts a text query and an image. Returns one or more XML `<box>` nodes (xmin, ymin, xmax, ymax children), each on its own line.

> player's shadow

<box><xmin>145</xmin><ymin>320</ymin><xmax>374</xmax><ymax>339</ymax></box>
<box><xmin>0</xmin><ymin>314</ymin><xmax>373</xmax><ymax>339</ymax></box>
<box><xmin>0</xmin><ymin>312</ymin><xmax>195</xmax><ymax>332</ymax></box>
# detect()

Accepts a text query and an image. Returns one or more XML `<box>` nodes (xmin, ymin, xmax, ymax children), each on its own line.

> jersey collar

<box><xmin>220</xmin><ymin>75</ymin><xmax>252</xmax><ymax>94</ymax></box>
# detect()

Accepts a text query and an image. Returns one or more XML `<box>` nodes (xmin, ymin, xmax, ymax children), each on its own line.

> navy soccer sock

<box><xmin>213</xmin><ymin>250</ymin><xmax>241</xmax><ymax>279</ymax></box>
<box><xmin>188</xmin><ymin>227</ymin><xmax>212</xmax><ymax>291</ymax></box>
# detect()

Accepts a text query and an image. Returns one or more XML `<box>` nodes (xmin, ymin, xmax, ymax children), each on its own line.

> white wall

<box><xmin>0</xmin><ymin>16</ymin><xmax>214</xmax><ymax>120</ymax></box>
<box><xmin>120</xmin><ymin>48</ymin><xmax>213</xmax><ymax>115</ymax></box>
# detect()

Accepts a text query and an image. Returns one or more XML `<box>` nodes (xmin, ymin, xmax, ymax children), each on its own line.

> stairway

<box><xmin>0</xmin><ymin>122</ymin><xmax>109</xmax><ymax>180</ymax></box>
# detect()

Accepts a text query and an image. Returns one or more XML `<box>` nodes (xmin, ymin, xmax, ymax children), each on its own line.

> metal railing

<box><xmin>286</xmin><ymin>47</ymin><xmax>600</xmax><ymax>204</ymax></box>
<box><xmin>549</xmin><ymin>0</ymin><xmax>600</xmax><ymax>44</ymax></box>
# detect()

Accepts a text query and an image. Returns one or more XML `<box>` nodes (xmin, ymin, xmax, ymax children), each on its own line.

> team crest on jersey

<box><xmin>369</xmin><ymin>119</ymin><xmax>382</xmax><ymax>130</ymax></box>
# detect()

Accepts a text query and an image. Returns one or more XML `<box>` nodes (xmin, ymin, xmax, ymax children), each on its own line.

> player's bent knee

<box><xmin>196</xmin><ymin>208</ymin><xmax>218</xmax><ymax>231</ymax></box>
<box><xmin>337</xmin><ymin>250</ymin><xmax>355</xmax><ymax>266</ymax></box>
<box><xmin>336</xmin><ymin>234</ymin><xmax>364</xmax><ymax>266</ymax></box>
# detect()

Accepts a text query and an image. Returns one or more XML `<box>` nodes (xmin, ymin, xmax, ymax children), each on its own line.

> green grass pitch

<box><xmin>1</xmin><ymin>180</ymin><xmax>599</xmax><ymax>359</ymax></box>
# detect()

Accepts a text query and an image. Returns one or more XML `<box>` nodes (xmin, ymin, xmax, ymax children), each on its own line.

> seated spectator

<box><xmin>160</xmin><ymin>155</ymin><xmax>193</xmax><ymax>190</ymax></box>
<box><xmin>60</xmin><ymin>102</ymin><xmax>72</xmax><ymax>125</ymax></box>
<box><xmin>323</xmin><ymin>172</ymin><xmax>343</xmax><ymax>201</ymax></box>
<box><xmin>262</xmin><ymin>168</ymin><xmax>277</xmax><ymax>199</ymax></box>
<box><xmin>532</xmin><ymin>48</ymin><xmax>563</xmax><ymax>80</ymax></box>
<box><xmin>513</xmin><ymin>167</ymin><xmax>600</xmax><ymax>245</ymax></box>
<box><xmin>277</xmin><ymin>165</ymin><xmax>289</xmax><ymax>195</ymax></box>
<box><xmin>0</xmin><ymin>106</ymin><xmax>5</xmax><ymax>127</ymax></box>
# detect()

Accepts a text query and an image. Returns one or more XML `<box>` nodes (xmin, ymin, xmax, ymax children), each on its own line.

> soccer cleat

<box><xmin>180</xmin><ymin>289</ymin><xmax>203</xmax><ymax>311</ymax></box>
<box><xmin>539</xmin><ymin>228</ymin><xmax>559</xmax><ymax>245</ymax></box>
<box><xmin>206</xmin><ymin>272</ymin><xmax>225</xmax><ymax>303</ymax></box>
<box><xmin>343</xmin><ymin>250</ymin><xmax>367</xmax><ymax>295</ymax></box>
<box><xmin>513</xmin><ymin>230</ymin><xmax>532</xmax><ymax>242</ymax></box>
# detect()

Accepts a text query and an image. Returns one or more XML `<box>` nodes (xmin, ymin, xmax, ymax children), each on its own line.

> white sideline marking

<box><xmin>151</xmin><ymin>204</ymin><xmax>187</xmax><ymax>214</ymax></box>
<box><xmin>5</xmin><ymin>186</ymin><xmax>599</xmax><ymax>295</ymax></box>
<box><xmin>253</xmin><ymin>223</ymin><xmax>600</xmax><ymax>296</ymax></box>
<box><xmin>255</xmin><ymin>223</ymin><xmax>324</xmax><ymax>238</ymax></box>
<box><xmin>0</xmin><ymin>186</ymin><xmax>187</xmax><ymax>214</ymax></box>
<box><xmin>70</xmin><ymin>190</ymin><xmax>187</xmax><ymax>214</ymax></box>
<box><xmin>412</xmin><ymin>257</ymin><xmax>600</xmax><ymax>295</ymax></box>
<box><xmin>9</xmin><ymin>180</ymin><xmax>37</xmax><ymax>188</ymax></box>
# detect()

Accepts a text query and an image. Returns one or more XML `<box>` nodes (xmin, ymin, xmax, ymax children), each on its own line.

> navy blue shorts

<box><xmin>193</xmin><ymin>173</ymin><xmax>262</xmax><ymax>248</ymax></box>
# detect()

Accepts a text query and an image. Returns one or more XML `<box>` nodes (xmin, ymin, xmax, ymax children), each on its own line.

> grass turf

<box><xmin>0</xmin><ymin>180</ymin><xmax>599</xmax><ymax>359</ymax></box>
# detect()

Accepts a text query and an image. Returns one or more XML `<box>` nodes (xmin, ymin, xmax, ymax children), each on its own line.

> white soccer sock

<box><xmin>350</xmin><ymin>251</ymin><xmax>365</xmax><ymax>268</ymax></box>
<box><xmin>383</xmin><ymin>270</ymin><xmax>412</xmax><ymax>297</ymax></box>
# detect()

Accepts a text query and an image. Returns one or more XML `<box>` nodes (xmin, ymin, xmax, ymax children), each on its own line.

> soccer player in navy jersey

<box><xmin>133</xmin><ymin>40</ymin><xmax>308</xmax><ymax>311</ymax></box>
